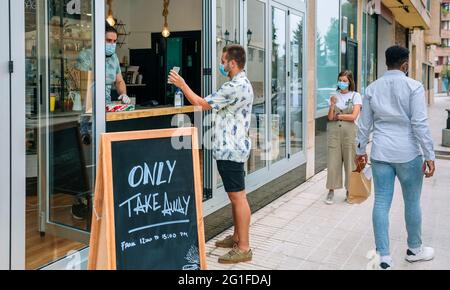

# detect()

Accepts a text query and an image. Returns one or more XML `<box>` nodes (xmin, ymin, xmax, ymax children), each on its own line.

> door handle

<box><xmin>39</xmin><ymin>74</ymin><xmax>43</xmax><ymax>105</ymax></box>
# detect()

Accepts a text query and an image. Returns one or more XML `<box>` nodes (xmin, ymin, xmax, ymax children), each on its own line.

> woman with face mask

<box><xmin>325</xmin><ymin>70</ymin><xmax>363</xmax><ymax>205</ymax></box>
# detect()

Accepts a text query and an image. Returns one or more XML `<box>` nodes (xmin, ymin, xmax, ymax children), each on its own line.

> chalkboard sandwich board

<box><xmin>88</xmin><ymin>127</ymin><xmax>206</xmax><ymax>270</ymax></box>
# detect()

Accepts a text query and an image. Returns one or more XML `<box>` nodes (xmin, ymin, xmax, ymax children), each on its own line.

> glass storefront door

<box><xmin>247</xmin><ymin>0</ymin><xmax>267</xmax><ymax>174</ymax></box>
<box><xmin>209</xmin><ymin>0</ymin><xmax>307</xmax><ymax>209</ymax></box>
<box><xmin>270</xmin><ymin>6</ymin><xmax>287</xmax><ymax>164</ymax></box>
<box><xmin>270</xmin><ymin>2</ymin><xmax>306</xmax><ymax>166</ymax></box>
<box><xmin>214</xmin><ymin>0</ymin><xmax>242</xmax><ymax>189</ymax></box>
<box><xmin>3</xmin><ymin>0</ymin><xmax>26</xmax><ymax>270</ymax></box>
<box><xmin>289</xmin><ymin>12</ymin><xmax>304</xmax><ymax>156</ymax></box>
<box><xmin>0</xmin><ymin>0</ymin><xmax>12</xmax><ymax>270</ymax></box>
<box><xmin>24</xmin><ymin>0</ymin><xmax>99</xmax><ymax>269</ymax></box>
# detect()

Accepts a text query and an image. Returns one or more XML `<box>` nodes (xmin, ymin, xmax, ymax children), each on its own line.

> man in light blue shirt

<box><xmin>356</xmin><ymin>46</ymin><xmax>436</xmax><ymax>270</ymax></box>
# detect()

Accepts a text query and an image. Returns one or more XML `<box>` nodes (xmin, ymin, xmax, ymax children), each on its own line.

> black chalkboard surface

<box><xmin>88</xmin><ymin>128</ymin><xmax>206</xmax><ymax>270</ymax></box>
<box><xmin>112</xmin><ymin>137</ymin><xmax>199</xmax><ymax>270</ymax></box>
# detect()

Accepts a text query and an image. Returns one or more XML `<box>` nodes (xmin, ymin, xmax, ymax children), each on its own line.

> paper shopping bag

<box><xmin>348</xmin><ymin>166</ymin><xmax>372</xmax><ymax>204</ymax></box>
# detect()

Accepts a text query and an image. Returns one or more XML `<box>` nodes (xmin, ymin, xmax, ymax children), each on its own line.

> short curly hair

<box><xmin>223</xmin><ymin>45</ymin><xmax>246</xmax><ymax>69</ymax></box>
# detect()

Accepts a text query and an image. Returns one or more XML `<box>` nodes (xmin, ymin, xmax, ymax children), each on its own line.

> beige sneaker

<box><xmin>218</xmin><ymin>245</ymin><xmax>253</xmax><ymax>264</ymax></box>
<box><xmin>215</xmin><ymin>235</ymin><xmax>238</xmax><ymax>248</ymax></box>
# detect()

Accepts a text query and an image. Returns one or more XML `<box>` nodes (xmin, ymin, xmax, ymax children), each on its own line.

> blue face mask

<box><xmin>219</xmin><ymin>64</ymin><xmax>229</xmax><ymax>77</ymax></box>
<box><xmin>105</xmin><ymin>43</ymin><xmax>116</xmax><ymax>56</ymax></box>
<box><xmin>338</xmin><ymin>81</ymin><xmax>350</xmax><ymax>91</ymax></box>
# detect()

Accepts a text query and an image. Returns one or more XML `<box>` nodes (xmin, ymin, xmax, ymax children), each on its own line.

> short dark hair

<box><xmin>337</xmin><ymin>70</ymin><xmax>356</xmax><ymax>92</ymax></box>
<box><xmin>105</xmin><ymin>22</ymin><xmax>117</xmax><ymax>35</ymax></box>
<box><xmin>386</xmin><ymin>45</ymin><xmax>409</xmax><ymax>68</ymax></box>
<box><xmin>223</xmin><ymin>45</ymin><xmax>246</xmax><ymax>69</ymax></box>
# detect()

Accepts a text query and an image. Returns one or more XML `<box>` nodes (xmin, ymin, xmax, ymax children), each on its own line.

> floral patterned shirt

<box><xmin>204</xmin><ymin>71</ymin><xmax>254</xmax><ymax>163</ymax></box>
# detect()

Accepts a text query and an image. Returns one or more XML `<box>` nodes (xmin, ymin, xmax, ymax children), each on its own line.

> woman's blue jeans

<box><xmin>371</xmin><ymin>155</ymin><xmax>424</xmax><ymax>256</ymax></box>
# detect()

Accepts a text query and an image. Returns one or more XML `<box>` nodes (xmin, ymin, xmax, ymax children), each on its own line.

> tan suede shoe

<box><xmin>215</xmin><ymin>235</ymin><xmax>238</xmax><ymax>248</ymax></box>
<box><xmin>218</xmin><ymin>245</ymin><xmax>253</xmax><ymax>264</ymax></box>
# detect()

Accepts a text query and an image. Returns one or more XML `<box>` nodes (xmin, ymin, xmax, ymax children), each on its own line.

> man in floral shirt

<box><xmin>169</xmin><ymin>45</ymin><xmax>254</xmax><ymax>264</ymax></box>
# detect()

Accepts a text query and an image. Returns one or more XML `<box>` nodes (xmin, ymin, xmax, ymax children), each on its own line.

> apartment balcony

<box><xmin>442</xmin><ymin>12</ymin><xmax>450</xmax><ymax>21</ymax></box>
<box><xmin>382</xmin><ymin>0</ymin><xmax>430</xmax><ymax>29</ymax></box>
<box><xmin>436</xmin><ymin>46</ymin><xmax>450</xmax><ymax>56</ymax></box>
<box><xmin>425</xmin><ymin>0</ymin><xmax>442</xmax><ymax>45</ymax></box>
<box><xmin>442</xmin><ymin>29</ymin><xmax>450</xmax><ymax>39</ymax></box>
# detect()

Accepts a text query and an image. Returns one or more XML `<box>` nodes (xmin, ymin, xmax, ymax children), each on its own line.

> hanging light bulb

<box><xmin>106</xmin><ymin>0</ymin><xmax>116</xmax><ymax>26</ymax></box>
<box><xmin>162</xmin><ymin>24</ymin><xmax>171</xmax><ymax>38</ymax></box>
<box><xmin>106</xmin><ymin>15</ymin><xmax>116</xmax><ymax>27</ymax></box>
<box><xmin>162</xmin><ymin>0</ymin><xmax>170</xmax><ymax>38</ymax></box>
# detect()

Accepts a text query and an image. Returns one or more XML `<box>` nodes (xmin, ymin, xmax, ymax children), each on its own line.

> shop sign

<box><xmin>88</xmin><ymin>128</ymin><xmax>206</xmax><ymax>270</ymax></box>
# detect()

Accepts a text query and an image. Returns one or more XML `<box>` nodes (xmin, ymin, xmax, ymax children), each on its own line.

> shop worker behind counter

<box><xmin>356</xmin><ymin>45</ymin><xmax>436</xmax><ymax>270</ymax></box>
<box><xmin>75</xmin><ymin>23</ymin><xmax>130</xmax><ymax>145</ymax></box>
<box><xmin>71</xmin><ymin>23</ymin><xmax>130</xmax><ymax>220</ymax></box>
<box><xmin>168</xmin><ymin>45</ymin><xmax>254</xmax><ymax>264</ymax></box>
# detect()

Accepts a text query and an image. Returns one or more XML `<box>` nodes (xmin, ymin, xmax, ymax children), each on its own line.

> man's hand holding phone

<box><xmin>168</xmin><ymin>67</ymin><xmax>180</xmax><ymax>84</ymax></box>
<box><xmin>168</xmin><ymin>67</ymin><xmax>186</xmax><ymax>90</ymax></box>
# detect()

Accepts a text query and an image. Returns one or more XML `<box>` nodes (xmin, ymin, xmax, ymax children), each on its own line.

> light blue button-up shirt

<box><xmin>356</xmin><ymin>70</ymin><xmax>435</xmax><ymax>163</ymax></box>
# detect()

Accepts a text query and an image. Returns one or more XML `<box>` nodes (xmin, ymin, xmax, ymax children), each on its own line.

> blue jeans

<box><xmin>371</xmin><ymin>155</ymin><xmax>424</xmax><ymax>256</ymax></box>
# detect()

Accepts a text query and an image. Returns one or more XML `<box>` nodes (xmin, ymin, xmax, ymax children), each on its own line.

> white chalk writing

<box><xmin>128</xmin><ymin>160</ymin><xmax>177</xmax><ymax>188</ymax></box>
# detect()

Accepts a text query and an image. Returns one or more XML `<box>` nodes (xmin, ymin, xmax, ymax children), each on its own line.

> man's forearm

<box><xmin>117</xmin><ymin>80</ymin><xmax>127</xmax><ymax>95</ymax></box>
<box><xmin>181</xmin><ymin>84</ymin><xmax>211</xmax><ymax>111</ymax></box>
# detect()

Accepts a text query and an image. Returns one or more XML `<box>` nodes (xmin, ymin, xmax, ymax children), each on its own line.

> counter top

<box><xmin>106</xmin><ymin>105</ymin><xmax>198</xmax><ymax>122</ymax></box>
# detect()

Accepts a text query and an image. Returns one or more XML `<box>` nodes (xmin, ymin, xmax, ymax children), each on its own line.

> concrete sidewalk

<box><xmin>430</xmin><ymin>94</ymin><xmax>450</xmax><ymax>156</ymax></box>
<box><xmin>206</xmin><ymin>96</ymin><xmax>450</xmax><ymax>270</ymax></box>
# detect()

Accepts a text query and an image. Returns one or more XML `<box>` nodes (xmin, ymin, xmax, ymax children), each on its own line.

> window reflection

<box><xmin>247</xmin><ymin>0</ymin><xmax>266</xmax><ymax>173</ymax></box>
<box><xmin>271</xmin><ymin>7</ymin><xmax>287</xmax><ymax>164</ymax></box>
<box><xmin>25</xmin><ymin>0</ymin><xmax>95</xmax><ymax>269</ymax></box>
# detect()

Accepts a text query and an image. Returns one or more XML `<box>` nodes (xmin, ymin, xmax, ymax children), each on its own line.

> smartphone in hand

<box><xmin>168</xmin><ymin>67</ymin><xmax>181</xmax><ymax>84</ymax></box>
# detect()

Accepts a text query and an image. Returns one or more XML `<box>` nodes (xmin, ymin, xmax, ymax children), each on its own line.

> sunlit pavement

<box><xmin>206</xmin><ymin>95</ymin><xmax>450</xmax><ymax>270</ymax></box>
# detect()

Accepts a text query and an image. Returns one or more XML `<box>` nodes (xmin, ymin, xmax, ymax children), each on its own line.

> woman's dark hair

<box><xmin>337</xmin><ymin>70</ymin><xmax>355</xmax><ymax>92</ymax></box>
<box><xmin>105</xmin><ymin>22</ymin><xmax>117</xmax><ymax>35</ymax></box>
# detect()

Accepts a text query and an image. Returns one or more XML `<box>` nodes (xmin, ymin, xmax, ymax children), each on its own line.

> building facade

<box><xmin>434</xmin><ymin>0</ymin><xmax>450</xmax><ymax>94</ymax></box>
<box><xmin>0</xmin><ymin>0</ymin><xmax>438</xmax><ymax>270</ymax></box>
<box><xmin>315</xmin><ymin>0</ymin><xmax>438</xmax><ymax>173</ymax></box>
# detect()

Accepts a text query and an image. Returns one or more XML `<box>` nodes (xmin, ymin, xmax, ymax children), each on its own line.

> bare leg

<box><xmin>227</xmin><ymin>191</ymin><xmax>251</xmax><ymax>252</ymax></box>
<box><xmin>231</xmin><ymin>203</ymin><xmax>239</xmax><ymax>243</ymax></box>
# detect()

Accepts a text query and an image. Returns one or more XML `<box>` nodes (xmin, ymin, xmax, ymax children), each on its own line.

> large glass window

<box><xmin>215</xmin><ymin>0</ymin><xmax>241</xmax><ymax>186</ymax></box>
<box><xmin>271</xmin><ymin>7</ymin><xmax>287</xmax><ymax>164</ymax></box>
<box><xmin>341</xmin><ymin>0</ymin><xmax>358</xmax><ymax>81</ymax></box>
<box><xmin>316</xmin><ymin>0</ymin><xmax>340</xmax><ymax>115</ymax></box>
<box><xmin>216</xmin><ymin>0</ymin><xmax>241</xmax><ymax>87</ymax></box>
<box><xmin>289</xmin><ymin>13</ymin><xmax>304</xmax><ymax>155</ymax></box>
<box><xmin>341</xmin><ymin>0</ymin><xmax>357</xmax><ymax>42</ymax></box>
<box><xmin>247</xmin><ymin>0</ymin><xmax>266</xmax><ymax>173</ymax></box>
<box><xmin>443</xmin><ymin>39</ymin><xmax>450</xmax><ymax>47</ymax></box>
<box><xmin>25</xmin><ymin>0</ymin><xmax>95</xmax><ymax>269</ymax></box>
<box><xmin>361</xmin><ymin>8</ymin><xmax>367</xmax><ymax>94</ymax></box>
<box><xmin>367</xmin><ymin>14</ymin><xmax>378</xmax><ymax>85</ymax></box>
